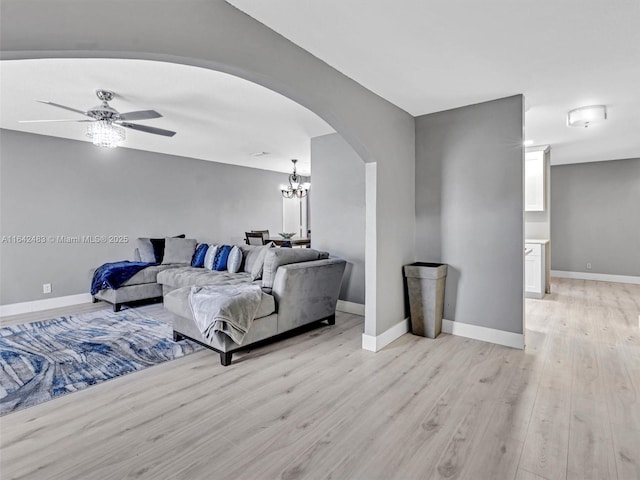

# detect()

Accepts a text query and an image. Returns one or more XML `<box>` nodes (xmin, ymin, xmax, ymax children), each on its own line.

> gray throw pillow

<box><xmin>261</xmin><ymin>248</ymin><xmax>322</xmax><ymax>289</ymax></box>
<box><xmin>242</xmin><ymin>245</ymin><xmax>262</xmax><ymax>273</ymax></box>
<box><xmin>162</xmin><ymin>237</ymin><xmax>197</xmax><ymax>265</ymax></box>
<box><xmin>136</xmin><ymin>238</ymin><xmax>156</xmax><ymax>263</ymax></box>
<box><xmin>250</xmin><ymin>244</ymin><xmax>274</xmax><ymax>281</ymax></box>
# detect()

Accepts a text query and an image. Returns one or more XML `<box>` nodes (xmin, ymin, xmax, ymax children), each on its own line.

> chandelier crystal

<box><xmin>86</xmin><ymin>120</ymin><xmax>126</xmax><ymax>148</ymax></box>
<box><xmin>281</xmin><ymin>159</ymin><xmax>310</xmax><ymax>199</ymax></box>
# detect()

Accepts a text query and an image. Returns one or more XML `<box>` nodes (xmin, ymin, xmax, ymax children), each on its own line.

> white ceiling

<box><xmin>228</xmin><ymin>0</ymin><xmax>640</xmax><ymax>165</ymax></box>
<box><xmin>0</xmin><ymin>58</ymin><xmax>334</xmax><ymax>175</ymax></box>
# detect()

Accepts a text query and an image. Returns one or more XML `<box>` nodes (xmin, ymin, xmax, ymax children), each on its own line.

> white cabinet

<box><xmin>525</xmin><ymin>150</ymin><xmax>545</xmax><ymax>211</ymax></box>
<box><xmin>525</xmin><ymin>240</ymin><xmax>548</xmax><ymax>299</ymax></box>
<box><xmin>525</xmin><ymin>243</ymin><xmax>543</xmax><ymax>297</ymax></box>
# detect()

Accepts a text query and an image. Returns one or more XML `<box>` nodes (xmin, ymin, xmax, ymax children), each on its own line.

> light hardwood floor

<box><xmin>1</xmin><ymin>278</ymin><xmax>639</xmax><ymax>480</ymax></box>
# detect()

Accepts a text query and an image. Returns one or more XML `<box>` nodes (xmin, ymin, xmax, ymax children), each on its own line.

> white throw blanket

<box><xmin>189</xmin><ymin>284</ymin><xmax>263</xmax><ymax>345</ymax></box>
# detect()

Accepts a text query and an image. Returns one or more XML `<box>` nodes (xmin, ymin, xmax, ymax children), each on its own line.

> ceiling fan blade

<box><xmin>118</xmin><ymin>110</ymin><xmax>162</xmax><ymax>121</ymax></box>
<box><xmin>117</xmin><ymin>121</ymin><xmax>176</xmax><ymax>137</ymax></box>
<box><xmin>19</xmin><ymin>119</ymin><xmax>95</xmax><ymax>123</ymax></box>
<box><xmin>36</xmin><ymin>100</ymin><xmax>89</xmax><ymax>116</ymax></box>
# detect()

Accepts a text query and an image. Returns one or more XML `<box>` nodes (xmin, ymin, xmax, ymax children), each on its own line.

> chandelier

<box><xmin>281</xmin><ymin>159</ymin><xmax>310</xmax><ymax>199</ymax></box>
<box><xmin>86</xmin><ymin>120</ymin><xmax>126</xmax><ymax>148</ymax></box>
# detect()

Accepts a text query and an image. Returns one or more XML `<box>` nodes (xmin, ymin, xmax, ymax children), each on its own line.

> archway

<box><xmin>1</xmin><ymin>0</ymin><xmax>417</xmax><ymax>346</ymax></box>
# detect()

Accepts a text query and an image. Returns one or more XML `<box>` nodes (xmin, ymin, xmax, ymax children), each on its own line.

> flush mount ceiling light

<box><xmin>281</xmin><ymin>159</ymin><xmax>310</xmax><ymax>199</ymax></box>
<box><xmin>567</xmin><ymin>105</ymin><xmax>607</xmax><ymax>128</ymax></box>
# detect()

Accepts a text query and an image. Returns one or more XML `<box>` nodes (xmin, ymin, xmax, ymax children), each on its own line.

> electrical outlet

<box><xmin>43</xmin><ymin>283</ymin><xmax>52</xmax><ymax>294</ymax></box>
<box><xmin>586</xmin><ymin>262</ymin><xmax>592</xmax><ymax>270</ymax></box>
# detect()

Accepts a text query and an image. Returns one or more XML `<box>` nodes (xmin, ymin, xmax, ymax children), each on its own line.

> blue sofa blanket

<box><xmin>91</xmin><ymin>261</ymin><xmax>152</xmax><ymax>295</ymax></box>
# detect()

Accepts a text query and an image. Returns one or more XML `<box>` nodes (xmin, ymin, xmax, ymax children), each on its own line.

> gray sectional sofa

<box><xmin>93</xmin><ymin>242</ymin><xmax>346</xmax><ymax>366</ymax></box>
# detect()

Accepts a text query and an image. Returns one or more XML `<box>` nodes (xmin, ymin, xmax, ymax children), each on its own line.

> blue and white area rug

<box><xmin>0</xmin><ymin>308</ymin><xmax>201</xmax><ymax>416</ymax></box>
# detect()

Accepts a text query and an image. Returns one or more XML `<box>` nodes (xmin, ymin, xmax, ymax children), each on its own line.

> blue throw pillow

<box><xmin>191</xmin><ymin>243</ymin><xmax>209</xmax><ymax>268</ymax></box>
<box><xmin>214</xmin><ymin>245</ymin><xmax>232</xmax><ymax>271</ymax></box>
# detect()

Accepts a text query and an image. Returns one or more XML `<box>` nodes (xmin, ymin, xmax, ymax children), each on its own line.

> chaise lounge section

<box><xmin>92</xmin><ymin>264</ymin><xmax>179</xmax><ymax>312</ymax></box>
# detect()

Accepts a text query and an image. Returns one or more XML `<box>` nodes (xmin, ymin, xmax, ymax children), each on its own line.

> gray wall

<box><xmin>0</xmin><ymin>129</ymin><xmax>286</xmax><ymax>305</ymax></box>
<box><xmin>415</xmin><ymin>96</ymin><xmax>524</xmax><ymax>334</ymax></box>
<box><xmin>551</xmin><ymin>158</ymin><xmax>640</xmax><ymax>276</ymax></box>
<box><xmin>2</xmin><ymin>0</ymin><xmax>416</xmax><ymax>336</ymax></box>
<box><xmin>311</xmin><ymin>133</ymin><xmax>365</xmax><ymax>304</ymax></box>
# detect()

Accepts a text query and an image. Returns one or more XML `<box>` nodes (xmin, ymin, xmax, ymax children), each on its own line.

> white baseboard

<box><xmin>0</xmin><ymin>293</ymin><xmax>93</xmax><ymax>317</ymax></box>
<box><xmin>362</xmin><ymin>318</ymin><xmax>409</xmax><ymax>352</ymax></box>
<box><xmin>442</xmin><ymin>319</ymin><xmax>524</xmax><ymax>350</ymax></box>
<box><xmin>551</xmin><ymin>270</ymin><xmax>640</xmax><ymax>285</ymax></box>
<box><xmin>336</xmin><ymin>300</ymin><xmax>365</xmax><ymax>316</ymax></box>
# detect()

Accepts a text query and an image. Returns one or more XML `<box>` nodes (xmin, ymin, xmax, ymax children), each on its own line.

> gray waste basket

<box><xmin>403</xmin><ymin>262</ymin><xmax>448</xmax><ymax>338</ymax></box>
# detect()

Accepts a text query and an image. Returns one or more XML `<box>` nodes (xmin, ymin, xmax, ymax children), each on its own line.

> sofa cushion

<box><xmin>164</xmin><ymin>286</ymin><xmax>276</xmax><ymax>324</ymax></box>
<box><xmin>191</xmin><ymin>243</ymin><xmax>209</xmax><ymax>267</ymax></box>
<box><xmin>95</xmin><ymin>282</ymin><xmax>163</xmax><ymax>304</ymax></box>
<box><xmin>153</xmin><ymin>234</ymin><xmax>186</xmax><ymax>263</ymax></box>
<box><xmin>214</xmin><ymin>245</ymin><xmax>232</xmax><ymax>271</ymax></box>
<box><xmin>227</xmin><ymin>246</ymin><xmax>242</xmax><ymax>273</ymax></box>
<box><xmin>136</xmin><ymin>238</ymin><xmax>156</xmax><ymax>263</ymax></box>
<box><xmin>162</xmin><ymin>237</ymin><xmax>197</xmax><ymax>265</ymax></box>
<box><xmin>242</xmin><ymin>243</ymin><xmax>276</xmax><ymax>274</ymax></box>
<box><xmin>157</xmin><ymin>266</ymin><xmax>256</xmax><ymax>290</ymax></box>
<box><xmin>136</xmin><ymin>234</ymin><xmax>186</xmax><ymax>263</ymax></box>
<box><xmin>261</xmin><ymin>248</ymin><xmax>326</xmax><ymax>290</ymax></box>
<box><xmin>240</xmin><ymin>244</ymin><xmax>261</xmax><ymax>273</ymax></box>
<box><xmin>120</xmin><ymin>264</ymin><xmax>181</xmax><ymax>287</ymax></box>
<box><xmin>234</xmin><ymin>245</ymin><xmax>248</xmax><ymax>272</ymax></box>
<box><xmin>204</xmin><ymin>245</ymin><xmax>218</xmax><ymax>270</ymax></box>
<box><xmin>250</xmin><ymin>246</ymin><xmax>271</xmax><ymax>281</ymax></box>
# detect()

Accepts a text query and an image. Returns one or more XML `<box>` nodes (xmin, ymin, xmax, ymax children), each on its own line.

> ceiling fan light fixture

<box><xmin>86</xmin><ymin>120</ymin><xmax>125</xmax><ymax>148</ymax></box>
<box><xmin>567</xmin><ymin>105</ymin><xmax>607</xmax><ymax>128</ymax></box>
<box><xmin>23</xmin><ymin>89</ymin><xmax>175</xmax><ymax>146</ymax></box>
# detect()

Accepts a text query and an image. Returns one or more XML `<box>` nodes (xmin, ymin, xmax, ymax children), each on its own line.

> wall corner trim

<box><xmin>0</xmin><ymin>293</ymin><xmax>93</xmax><ymax>317</ymax></box>
<box><xmin>551</xmin><ymin>270</ymin><xmax>640</xmax><ymax>285</ymax></box>
<box><xmin>442</xmin><ymin>319</ymin><xmax>524</xmax><ymax>350</ymax></box>
<box><xmin>362</xmin><ymin>317</ymin><xmax>409</xmax><ymax>352</ymax></box>
<box><xmin>336</xmin><ymin>300</ymin><xmax>365</xmax><ymax>316</ymax></box>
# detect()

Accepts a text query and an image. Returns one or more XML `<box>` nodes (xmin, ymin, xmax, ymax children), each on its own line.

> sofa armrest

<box><xmin>271</xmin><ymin>258</ymin><xmax>346</xmax><ymax>333</ymax></box>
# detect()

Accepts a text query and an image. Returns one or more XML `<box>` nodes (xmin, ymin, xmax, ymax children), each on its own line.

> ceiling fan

<box><xmin>20</xmin><ymin>89</ymin><xmax>176</xmax><ymax>146</ymax></box>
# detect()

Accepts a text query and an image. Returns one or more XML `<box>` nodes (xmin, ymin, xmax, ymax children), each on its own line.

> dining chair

<box><xmin>252</xmin><ymin>229</ymin><xmax>270</xmax><ymax>244</ymax></box>
<box><xmin>245</xmin><ymin>232</ymin><xmax>266</xmax><ymax>245</ymax></box>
